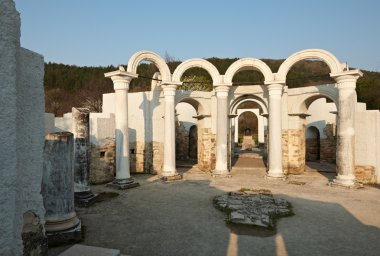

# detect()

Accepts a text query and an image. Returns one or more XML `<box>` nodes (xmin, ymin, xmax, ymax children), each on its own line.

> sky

<box><xmin>14</xmin><ymin>0</ymin><xmax>380</xmax><ymax>71</ymax></box>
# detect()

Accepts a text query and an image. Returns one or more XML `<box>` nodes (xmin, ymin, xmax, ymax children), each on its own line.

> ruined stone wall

<box><xmin>354</xmin><ymin>165</ymin><xmax>377</xmax><ymax>184</ymax></box>
<box><xmin>320</xmin><ymin>124</ymin><xmax>336</xmax><ymax>163</ymax></box>
<box><xmin>198</xmin><ymin>128</ymin><xmax>216</xmax><ymax>171</ymax></box>
<box><xmin>0</xmin><ymin>1</ymin><xmax>46</xmax><ymax>254</ymax></box>
<box><xmin>90</xmin><ymin>138</ymin><xmax>116</xmax><ymax>184</ymax></box>
<box><xmin>176</xmin><ymin>121</ymin><xmax>189</xmax><ymax>160</ymax></box>
<box><xmin>282</xmin><ymin>129</ymin><xmax>306</xmax><ymax>174</ymax></box>
<box><xmin>130</xmin><ymin>142</ymin><xmax>153</xmax><ymax>174</ymax></box>
<box><xmin>306</xmin><ymin>138</ymin><xmax>319</xmax><ymax>161</ymax></box>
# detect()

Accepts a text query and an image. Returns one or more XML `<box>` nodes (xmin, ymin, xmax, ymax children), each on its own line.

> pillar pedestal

<box><xmin>266</xmin><ymin>83</ymin><xmax>285</xmax><ymax>179</ymax></box>
<box><xmin>105</xmin><ymin>67</ymin><xmax>140</xmax><ymax>190</ymax></box>
<box><xmin>212</xmin><ymin>85</ymin><xmax>231</xmax><ymax>178</ymax></box>
<box><xmin>331</xmin><ymin>70</ymin><xmax>363</xmax><ymax>187</ymax></box>
<box><xmin>161</xmin><ymin>83</ymin><xmax>182</xmax><ymax>181</ymax></box>
<box><xmin>42</xmin><ymin>132</ymin><xmax>82</xmax><ymax>246</ymax></box>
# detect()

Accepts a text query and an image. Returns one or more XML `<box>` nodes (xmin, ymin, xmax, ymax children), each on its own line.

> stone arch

<box><xmin>127</xmin><ymin>50</ymin><xmax>171</xmax><ymax>81</ymax></box>
<box><xmin>176</xmin><ymin>94</ymin><xmax>207</xmax><ymax>115</ymax></box>
<box><xmin>277</xmin><ymin>49</ymin><xmax>344</xmax><ymax>81</ymax></box>
<box><xmin>291</xmin><ymin>86</ymin><xmax>338</xmax><ymax>114</ymax></box>
<box><xmin>224</xmin><ymin>58</ymin><xmax>274</xmax><ymax>84</ymax></box>
<box><xmin>230</xmin><ymin>95</ymin><xmax>268</xmax><ymax>115</ymax></box>
<box><xmin>172</xmin><ymin>58</ymin><xmax>222</xmax><ymax>85</ymax></box>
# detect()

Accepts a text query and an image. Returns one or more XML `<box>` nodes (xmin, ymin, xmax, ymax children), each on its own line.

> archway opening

<box><xmin>178</xmin><ymin>67</ymin><xmax>213</xmax><ymax>91</ymax></box>
<box><xmin>130</xmin><ymin>60</ymin><xmax>159</xmax><ymax>92</ymax></box>
<box><xmin>286</xmin><ymin>59</ymin><xmax>335</xmax><ymax>88</ymax></box>
<box><xmin>238</xmin><ymin>111</ymin><xmax>259</xmax><ymax>149</ymax></box>
<box><xmin>232</xmin><ymin>70</ymin><xmax>264</xmax><ymax>85</ymax></box>
<box><xmin>175</xmin><ymin>101</ymin><xmax>198</xmax><ymax>166</ymax></box>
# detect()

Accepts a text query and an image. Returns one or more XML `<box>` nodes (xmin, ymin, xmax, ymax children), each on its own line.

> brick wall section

<box><xmin>176</xmin><ymin>121</ymin><xmax>189</xmax><ymax>160</ymax></box>
<box><xmin>354</xmin><ymin>165</ymin><xmax>377</xmax><ymax>184</ymax></box>
<box><xmin>90</xmin><ymin>139</ymin><xmax>115</xmax><ymax>184</ymax></box>
<box><xmin>282</xmin><ymin>129</ymin><xmax>306</xmax><ymax>174</ymax></box>
<box><xmin>198</xmin><ymin>128</ymin><xmax>216</xmax><ymax>171</ymax></box>
<box><xmin>320</xmin><ymin>124</ymin><xmax>336</xmax><ymax>163</ymax></box>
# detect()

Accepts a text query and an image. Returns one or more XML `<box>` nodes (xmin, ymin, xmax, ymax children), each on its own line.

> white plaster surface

<box><xmin>44</xmin><ymin>113</ymin><xmax>55</xmax><ymax>133</ymax></box>
<box><xmin>306</xmin><ymin>98</ymin><xmax>337</xmax><ymax>139</ymax></box>
<box><xmin>175</xmin><ymin>102</ymin><xmax>197</xmax><ymax>131</ymax></box>
<box><xmin>0</xmin><ymin>1</ymin><xmax>45</xmax><ymax>253</ymax></box>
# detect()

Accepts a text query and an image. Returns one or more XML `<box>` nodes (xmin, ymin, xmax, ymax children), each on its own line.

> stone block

<box><xmin>355</xmin><ymin>165</ymin><xmax>376</xmax><ymax>184</ymax></box>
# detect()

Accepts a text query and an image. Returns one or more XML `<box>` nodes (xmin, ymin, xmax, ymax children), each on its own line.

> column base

<box><xmin>161</xmin><ymin>173</ymin><xmax>183</xmax><ymax>182</ymax></box>
<box><xmin>266</xmin><ymin>169</ymin><xmax>286</xmax><ymax>180</ymax></box>
<box><xmin>265</xmin><ymin>174</ymin><xmax>286</xmax><ymax>181</ymax></box>
<box><xmin>46</xmin><ymin>220</ymin><xmax>82</xmax><ymax>246</ymax></box>
<box><xmin>106</xmin><ymin>177</ymin><xmax>140</xmax><ymax>190</ymax></box>
<box><xmin>330</xmin><ymin>174</ymin><xmax>358</xmax><ymax>188</ymax></box>
<box><xmin>74</xmin><ymin>191</ymin><xmax>98</xmax><ymax>207</ymax></box>
<box><xmin>211</xmin><ymin>170</ymin><xmax>232</xmax><ymax>178</ymax></box>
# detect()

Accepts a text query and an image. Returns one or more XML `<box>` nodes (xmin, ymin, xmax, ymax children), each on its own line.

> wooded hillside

<box><xmin>44</xmin><ymin>59</ymin><xmax>380</xmax><ymax>116</ymax></box>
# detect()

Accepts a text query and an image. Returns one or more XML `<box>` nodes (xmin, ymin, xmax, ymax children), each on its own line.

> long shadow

<box><xmin>50</xmin><ymin>169</ymin><xmax>380</xmax><ymax>256</ymax></box>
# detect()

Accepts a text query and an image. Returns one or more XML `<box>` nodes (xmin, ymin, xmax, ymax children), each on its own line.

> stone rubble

<box><xmin>214</xmin><ymin>189</ymin><xmax>293</xmax><ymax>229</ymax></box>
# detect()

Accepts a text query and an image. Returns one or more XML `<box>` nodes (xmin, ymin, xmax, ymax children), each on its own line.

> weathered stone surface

<box><xmin>355</xmin><ymin>165</ymin><xmax>376</xmax><ymax>184</ymax></box>
<box><xmin>241</xmin><ymin>136</ymin><xmax>255</xmax><ymax>150</ymax></box>
<box><xmin>90</xmin><ymin>139</ymin><xmax>115</xmax><ymax>184</ymax></box>
<box><xmin>282</xmin><ymin>129</ymin><xmax>305</xmax><ymax>174</ymax></box>
<box><xmin>198</xmin><ymin>128</ymin><xmax>216</xmax><ymax>171</ymax></box>
<box><xmin>214</xmin><ymin>189</ymin><xmax>293</xmax><ymax>229</ymax></box>
<box><xmin>320</xmin><ymin>124</ymin><xmax>336</xmax><ymax>163</ymax></box>
<box><xmin>22</xmin><ymin>211</ymin><xmax>48</xmax><ymax>256</ymax></box>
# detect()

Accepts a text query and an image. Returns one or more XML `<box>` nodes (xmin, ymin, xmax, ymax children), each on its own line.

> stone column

<box><xmin>213</xmin><ymin>85</ymin><xmax>231</xmax><ymax>177</ymax></box>
<box><xmin>105</xmin><ymin>67</ymin><xmax>139</xmax><ymax>189</ymax></box>
<box><xmin>267</xmin><ymin>83</ymin><xmax>285</xmax><ymax>178</ymax></box>
<box><xmin>72</xmin><ymin>107</ymin><xmax>97</xmax><ymax>205</ymax></box>
<box><xmin>161</xmin><ymin>83</ymin><xmax>182</xmax><ymax>181</ymax></box>
<box><xmin>331</xmin><ymin>70</ymin><xmax>363</xmax><ymax>186</ymax></box>
<box><xmin>41</xmin><ymin>132</ymin><xmax>81</xmax><ymax>245</ymax></box>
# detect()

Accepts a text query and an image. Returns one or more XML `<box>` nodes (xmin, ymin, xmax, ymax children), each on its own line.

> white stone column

<box><xmin>331</xmin><ymin>70</ymin><xmax>363</xmax><ymax>186</ymax></box>
<box><xmin>162</xmin><ymin>83</ymin><xmax>182</xmax><ymax>181</ymax></box>
<box><xmin>267</xmin><ymin>83</ymin><xmax>285</xmax><ymax>178</ymax></box>
<box><xmin>105</xmin><ymin>67</ymin><xmax>139</xmax><ymax>189</ymax></box>
<box><xmin>213</xmin><ymin>85</ymin><xmax>231</xmax><ymax>177</ymax></box>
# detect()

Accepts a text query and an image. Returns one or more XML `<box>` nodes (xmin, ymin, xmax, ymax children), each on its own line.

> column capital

<box><xmin>214</xmin><ymin>84</ymin><xmax>230</xmax><ymax>97</ymax></box>
<box><xmin>105</xmin><ymin>66</ymin><xmax>138</xmax><ymax>90</ymax></box>
<box><xmin>330</xmin><ymin>69</ymin><xmax>363</xmax><ymax>84</ymax></box>
<box><xmin>266</xmin><ymin>83</ymin><xmax>284</xmax><ymax>96</ymax></box>
<box><xmin>162</xmin><ymin>83</ymin><xmax>178</xmax><ymax>96</ymax></box>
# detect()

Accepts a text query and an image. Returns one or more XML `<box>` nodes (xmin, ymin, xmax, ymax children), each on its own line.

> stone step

<box><xmin>59</xmin><ymin>244</ymin><xmax>120</xmax><ymax>256</ymax></box>
<box><xmin>234</xmin><ymin>153</ymin><xmax>263</xmax><ymax>159</ymax></box>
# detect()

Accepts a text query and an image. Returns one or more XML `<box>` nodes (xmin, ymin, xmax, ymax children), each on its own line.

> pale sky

<box><xmin>15</xmin><ymin>0</ymin><xmax>380</xmax><ymax>71</ymax></box>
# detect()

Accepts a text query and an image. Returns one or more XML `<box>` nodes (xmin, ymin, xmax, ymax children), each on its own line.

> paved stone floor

<box><xmin>49</xmin><ymin>156</ymin><xmax>380</xmax><ymax>256</ymax></box>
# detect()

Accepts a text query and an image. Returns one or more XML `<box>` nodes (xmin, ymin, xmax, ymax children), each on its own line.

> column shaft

<box><xmin>115</xmin><ymin>88</ymin><xmax>130</xmax><ymax>180</ymax></box>
<box><xmin>162</xmin><ymin>85</ymin><xmax>178</xmax><ymax>177</ymax></box>
<box><xmin>213</xmin><ymin>86</ymin><xmax>230</xmax><ymax>176</ymax></box>
<box><xmin>334</xmin><ymin>77</ymin><xmax>358</xmax><ymax>186</ymax></box>
<box><xmin>267</xmin><ymin>83</ymin><xmax>284</xmax><ymax>178</ymax></box>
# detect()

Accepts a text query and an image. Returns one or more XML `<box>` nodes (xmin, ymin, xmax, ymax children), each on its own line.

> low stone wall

<box><xmin>130</xmin><ymin>142</ymin><xmax>152</xmax><ymax>174</ymax></box>
<box><xmin>320</xmin><ymin>124</ymin><xmax>336</xmax><ymax>163</ymax></box>
<box><xmin>198</xmin><ymin>128</ymin><xmax>216</xmax><ymax>171</ymax></box>
<box><xmin>355</xmin><ymin>165</ymin><xmax>377</xmax><ymax>184</ymax></box>
<box><xmin>306</xmin><ymin>138</ymin><xmax>319</xmax><ymax>161</ymax></box>
<box><xmin>282</xmin><ymin>129</ymin><xmax>306</xmax><ymax>174</ymax></box>
<box><xmin>89</xmin><ymin>138</ymin><xmax>115</xmax><ymax>184</ymax></box>
<box><xmin>176</xmin><ymin>121</ymin><xmax>189</xmax><ymax>160</ymax></box>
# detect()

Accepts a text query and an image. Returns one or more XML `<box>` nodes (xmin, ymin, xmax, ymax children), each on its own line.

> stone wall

<box><xmin>130</xmin><ymin>141</ymin><xmax>153</xmax><ymax>174</ymax></box>
<box><xmin>282</xmin><ymin>129</ymin><xmax>306</xmax><ymax>174</ymax></box>
<box><xmin>320</xmin><ymin>124</ymin><xmax>336</xmax><ymax>163</ymax></box>
<box><xmin>306</xmin><ymin>138</ymin><xmax>319</xmax><ymax>161</ymax></box>
<box><xmin>176</xmin><ymin>121</ymin><xmax>189</xmax><ymax>160</ymax></box>
<box><xmin>198</xmin><ymin>128</ymin><xmax>216</xmax><ymax>171</ymax></box>
<box><xmin>354</xmin><ymin>165</ymin><xmax>377</xmax><ymax>184</ymax></box>
<box><xmin>90</xmin><ymin>138</ymin><xmax>116</xmax><ymax>184</ymax></box>
<box><xmin>0</xmin><ymin>0</ymin><xmax>46</xmax><ymax>254</ymax></box>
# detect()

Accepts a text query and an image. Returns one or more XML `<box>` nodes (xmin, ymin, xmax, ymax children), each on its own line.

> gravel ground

<box><xmin>49</xmin><ymin>160</ymin><xmax>380</xmax><ymax>256</ymax></box>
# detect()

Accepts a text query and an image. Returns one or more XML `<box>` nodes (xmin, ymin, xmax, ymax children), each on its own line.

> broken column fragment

<box><xmin>72</xmin><ymin>107</ymin><xmax>97</xmax><ymax>206</ymax></box>
<box><xmin>41</xmin><ymin>132</ymin><xmax>82</xmax><ymax>245</ymax></box>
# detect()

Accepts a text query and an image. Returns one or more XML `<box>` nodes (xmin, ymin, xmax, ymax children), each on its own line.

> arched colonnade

<box><xmin>105</xmin><ymin>49</ymin><xmax>362</xmax><ymax>186</ymax></box>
